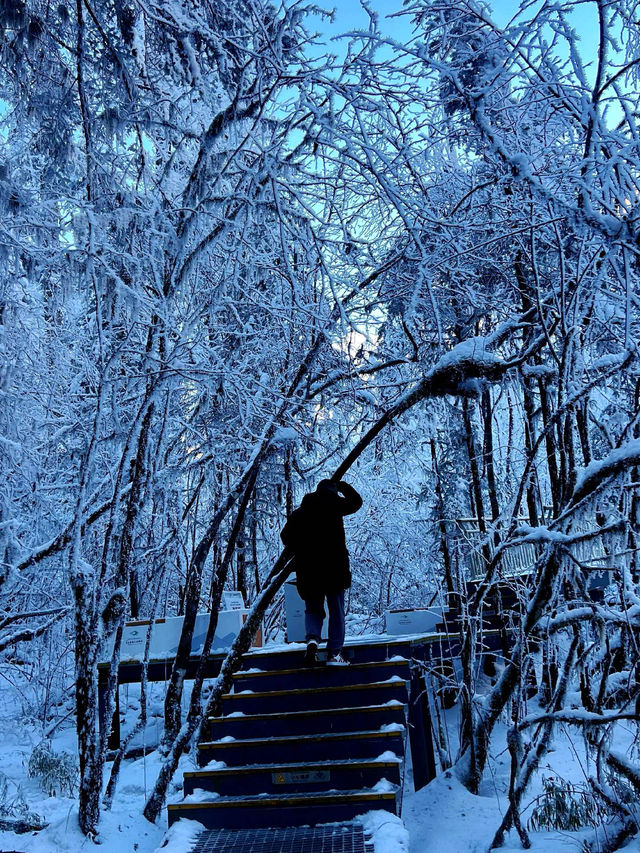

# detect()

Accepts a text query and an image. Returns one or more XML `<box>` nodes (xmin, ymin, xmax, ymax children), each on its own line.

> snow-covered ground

<box><xmin>0</xmin><ymin>678</ymin><xmax>197</xmax><ymax>852</ymax></box>
<box><xmin>401</xmin><ymin>708</ymin><xmax>640</xmax><ymax>853</ymax></box>
<box><xmin>0</xmin><ymin>723</ymin><xmax>185</xmax><ymax>852</ymax></box>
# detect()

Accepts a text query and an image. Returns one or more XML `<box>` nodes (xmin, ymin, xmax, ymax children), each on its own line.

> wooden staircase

<box><xmin>168</xmin><ymin>651</ymin><xmax>409</xmax><ymax>829</ymax></box>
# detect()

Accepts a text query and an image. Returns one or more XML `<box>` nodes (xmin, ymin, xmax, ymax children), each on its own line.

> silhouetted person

<box><xmin>281</xmin><ymin>479</ymin><xmax>363</xmax><ymax>665</ymax></box>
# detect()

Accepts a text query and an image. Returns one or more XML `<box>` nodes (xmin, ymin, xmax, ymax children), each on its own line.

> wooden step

<box><xmin>240</xmin><ymin>636</ymin><xmax>429</xmax><ymax>672</ymax></box>
<box><xmin>233</xmin><ymin>658</ymin><xmax>410</xmax><ymax>692</ymax></box>
<box><xmin>197</xmin><ymin>727</ymin><xmax>405</xmax><ymax>767</ymax></box>
<box><xmin>184</xmin><ymin>756</ymin><xmax>402</xmax><ymax>797</ymax></box>
<box><xmin>168</xmin><ymin>787</ymin><xmax>399</xmax><ymax>829</ymax></box>
<box><xmin>223</xmin><ymin>678</ymin><xmax>408</xmax><ymax>715</ymax></box>
<box><xmin>207</xmin><ymin>702</ymin><xmax>405</xmax><ymax>740</ymax></box>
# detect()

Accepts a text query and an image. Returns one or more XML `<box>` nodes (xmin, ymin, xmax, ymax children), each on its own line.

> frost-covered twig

<box><xmin>0</xmin><ymin>608</ymin><xmax>70</xmax><ymax>653</ymax></box>
<box><xmin>517</xmin><ymin>710</ymin><xmax>639</xmax><ymax>731</ymax></box>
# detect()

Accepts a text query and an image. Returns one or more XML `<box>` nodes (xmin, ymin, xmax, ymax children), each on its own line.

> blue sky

<box><xmin>312</xmin><ymin>1</ymin><xmax>600</xmax><ymax>83</ymax></box>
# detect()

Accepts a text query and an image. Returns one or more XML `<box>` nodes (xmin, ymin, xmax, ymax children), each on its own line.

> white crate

<box><xmin>384</xmin><ymin>607</ymin><xmax>444</xmax><ymax>635</ymax></box>
<box><xmin>115</xmin><ymin>609</ymin><xmax>253</xmax><ymax>662</ymax></box>
<box><xmin>284</xmin><ymin>581</ymin><xmax>329</xmax><ymax>643</ymax></box>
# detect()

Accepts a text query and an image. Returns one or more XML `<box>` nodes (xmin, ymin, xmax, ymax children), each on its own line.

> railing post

<box><xmin>408</xmin><ymin>664</ymin><xmax>436</xmax><ymax>791</ymax></box>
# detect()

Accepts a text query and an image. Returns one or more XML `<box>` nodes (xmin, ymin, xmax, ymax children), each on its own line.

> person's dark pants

<box><xmin>304</xmin><ymin>590</ymin><xmax>345</xmax><ymax>654</ymax></box>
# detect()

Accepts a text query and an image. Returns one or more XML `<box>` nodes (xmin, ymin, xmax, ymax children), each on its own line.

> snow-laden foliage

<box><xmin>27</xmin><ymin>742</ymin><xmax>76</xmax><ymax>797</ymax></box>
<box><xmin>1</xmin><ymin>0</ymin><xmax>640</xmax><ymax>845</ymax></box>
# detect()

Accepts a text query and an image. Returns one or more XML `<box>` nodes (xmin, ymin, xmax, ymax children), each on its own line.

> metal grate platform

<box><xmin>191</xmin><ymin>824</ymin><xmax>374</xmax><ymax>853</ymax></box>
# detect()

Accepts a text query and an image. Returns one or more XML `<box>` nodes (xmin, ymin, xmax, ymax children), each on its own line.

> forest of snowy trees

<box><xmin>1</xmin><ymin>0</ymin><xmax>640</xmax><ymax>848</ymax></box>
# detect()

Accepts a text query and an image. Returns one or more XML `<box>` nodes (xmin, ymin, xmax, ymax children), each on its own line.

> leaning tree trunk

<box><xmin>159</xmin><ymin>318</ymin><xmax>338</xmax><ymax>746</ymax></box>
<box><xmin>161</xmin><ymin>459</ymin><xmax>261</xmax><ymax>748</ymax></box>
<box><xmin>144</xmin><ymin>548</ymin><xmax>291</xmax><ymax>823</ymax></box>
<box><xmin>144</xmin><ymin>331</ymin><xmax>544</xmax><ymax>820</ymax></box>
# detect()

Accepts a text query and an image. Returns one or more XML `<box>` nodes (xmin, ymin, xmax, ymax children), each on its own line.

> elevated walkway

<box><xmin>98</xmin><ymin>630</ymin><xmax>460</xmax><ymax>753</ymax></box>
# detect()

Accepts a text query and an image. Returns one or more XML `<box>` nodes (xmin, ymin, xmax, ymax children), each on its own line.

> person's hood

<box><xmin>300</xmin><ymin>490</ymin><xmax>339</xmax><ymax>512</ymax></box>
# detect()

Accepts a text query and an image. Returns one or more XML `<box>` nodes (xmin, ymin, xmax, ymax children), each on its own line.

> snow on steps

<box><xmin>168</xmin><ymin>787</ymin><xmax>400</xmax><ymax>829</ymax></box>
<box><xmin>168</xmin><ymin>652</ymin><xmax>411</xmax><ymax>831</ymax></box>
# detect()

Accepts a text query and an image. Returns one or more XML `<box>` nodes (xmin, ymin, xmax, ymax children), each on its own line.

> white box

<box><xmin>116</xmin><ymin>609</ymin><xmax>255</xmax><ymax>662</ymax></box>
<box><xmin>384</xmin><ymin>607</ymin><xmax>444</xmax><ymax>635</ymax></box>
<box><xmin>284</xmin><ymin>581</ymin><xmax>328</xmax><ymax>643</ymax></box>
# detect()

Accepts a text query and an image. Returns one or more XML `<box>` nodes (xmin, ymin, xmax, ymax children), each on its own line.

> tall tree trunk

<box><xmin>236</xmin><ymin>526</ymin><xmax>247</xmax><ymax>604</ymax></box>
<box><xmin>520</xmin><ymin>374</ymin><xmax>541</xmax><ymax>527</ymax></box>
<box><xmin>481</xmin><ymin>387</ymin><xmax>500</xmax><ymax>527</ymax></box>
<box><xmin>515</xmin><ymin>249</ymin><xmax>542</xmax><ymax>526</ymax></box>
<box><xmin>118</xmin><ymin>402</ymin><xmax>154</xmax><ymax>619</ymax></box>
<box><xmin>538</xmin><ymin>380</ymin><xmax>561</xmax><ymax>516</ymax></box>
<box><xmin>460</xmin><ymin>548</ymin><xmax>561</xmax><ymax>793</ymax></box>
<box><xmin>73</xmin><ymin>579</ymin><xmax>101</xmax><ymax>837</ymax></box>
<box><xmin>430</xmin><ymin>438</ymin><xmax>456</xmax><ymax>608</ymax></box>
<box><xmin>462</xmin><ymin>399</ymin><xmax>490</xmax><ymax>561</ymax></box>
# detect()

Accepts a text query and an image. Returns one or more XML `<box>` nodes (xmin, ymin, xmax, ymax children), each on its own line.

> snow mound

<box><xmin>360</xmin><ymin>810</ymin><xmax>409</xmax><ymax>853</ymax></box>
<box><xmin>153</xmin><ymin>818</ymin><xmax>205</xmax><ymax>852</ymax></box>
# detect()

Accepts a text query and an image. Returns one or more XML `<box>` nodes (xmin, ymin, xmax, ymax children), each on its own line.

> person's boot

<box><xmin>326</xmin><ymin>651</ymin><xmax>348</xmax><ymax>665</ymax></box>
<box><xmin>303</xmin><ymin>639</ymin><xmax>319</xmax><ymax>667</ymax></box>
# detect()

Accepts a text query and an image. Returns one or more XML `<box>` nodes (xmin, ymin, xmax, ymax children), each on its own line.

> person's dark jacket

<box><xmin>280</xmin><ymin>480</ymin><xmax>363</xmax><ymax>599</ymax></box>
